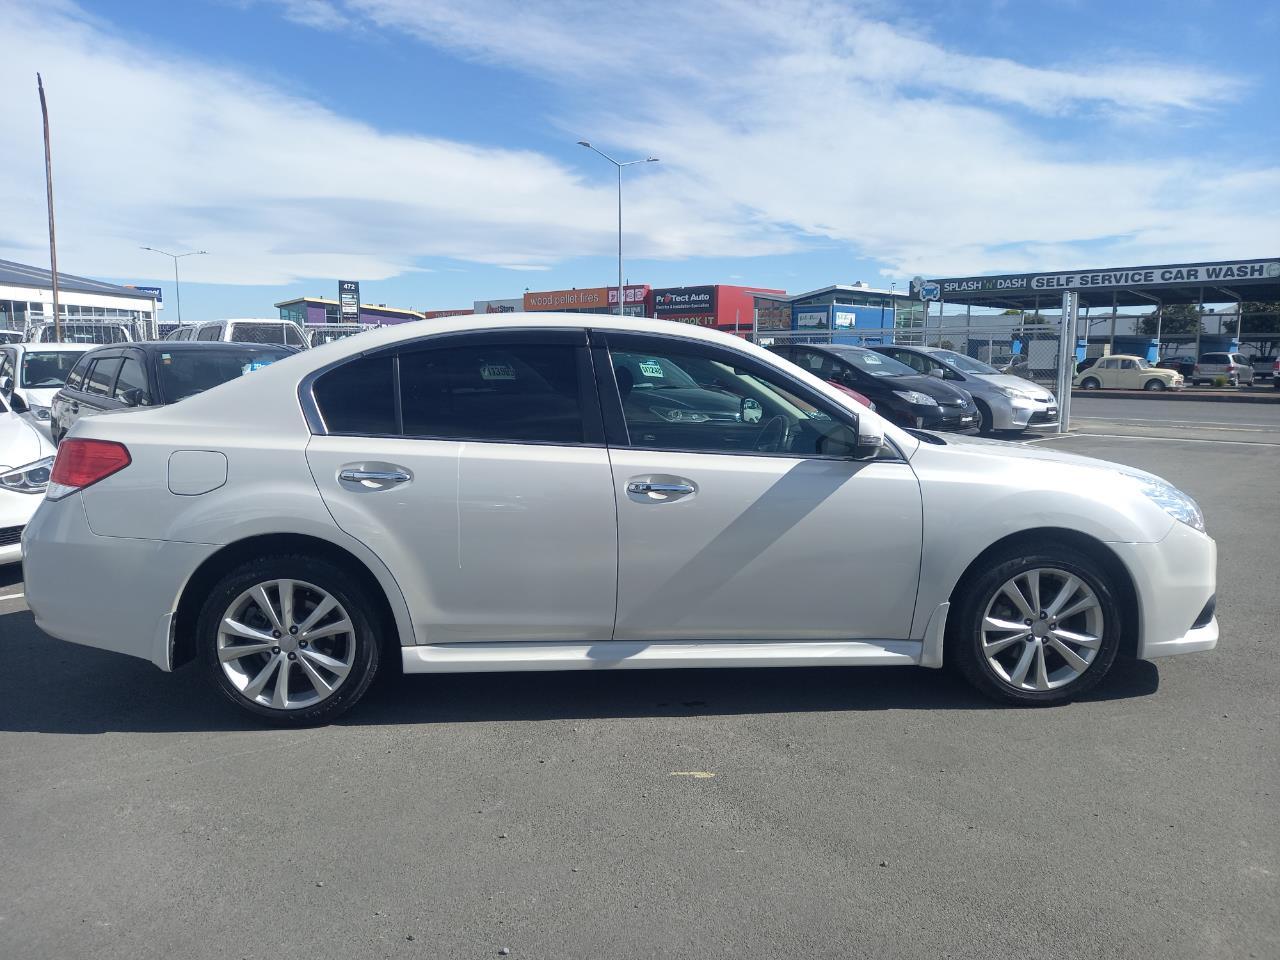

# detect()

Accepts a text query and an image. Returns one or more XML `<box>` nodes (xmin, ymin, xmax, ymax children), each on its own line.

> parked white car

<box><xmin>0</xmin><ymin>342</ymin><xmax>91</xmax><ymax>437</ymax></box>
<box><xmin>0</xmin><ymin>390</ymin><xmax>55</xmax><ymax>564</ymax></box>
<box><xmin>165</xmin><ymin>318</ymin><xmax>308</xmax><ymax>349</ymax></box>
<box><xmin>23</xmin><ymin>315</ymin><xmax>1218</xmax><ymax>723</ymax></box>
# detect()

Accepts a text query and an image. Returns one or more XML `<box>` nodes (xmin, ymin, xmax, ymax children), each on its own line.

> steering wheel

<box><xmin>753</xmin><ymin>415</ymin><xmax>789</xmax><ymax>453</ymax></box>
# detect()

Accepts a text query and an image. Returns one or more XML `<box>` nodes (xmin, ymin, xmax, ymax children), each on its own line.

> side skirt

<box><xmin>402</xmin><ymin>639</ymin><xmax>923</xmax><ymax>674</ymax></box>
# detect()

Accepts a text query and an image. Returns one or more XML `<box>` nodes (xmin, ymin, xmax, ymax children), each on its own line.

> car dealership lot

<box><xmin>0</xmin><ymin>428</ymin><xmax>1276</xmax><ymax>960</ymax></box>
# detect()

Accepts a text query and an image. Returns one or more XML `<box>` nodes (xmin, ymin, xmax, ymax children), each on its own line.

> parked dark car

<box><xmin>49</xmin><ymin>341</ymin><xmax>298</xmax><ymax>444</ymax></box>
<box><xmin>1158</xmin><ymin>355</ymin><xmax>1197</xmax><ymax>378</ymax></box>
<box><xmin>768</xmin><ymin>343</ymin><xmax>979</xmax><ymax>432</ymax></box>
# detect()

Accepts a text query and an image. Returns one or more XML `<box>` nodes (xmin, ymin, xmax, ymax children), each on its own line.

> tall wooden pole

<box><xmin>37</xmin><ymin>73</ymin><xmax>61</xmax><ymax>343</ymax></box>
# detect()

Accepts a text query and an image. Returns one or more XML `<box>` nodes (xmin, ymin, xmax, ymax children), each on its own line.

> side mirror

<box><xmin>927</xmin><ymin>366</ymin><xmax>945</xmax><ymax>378</ymax></box>
<box><xmin>819</xmin><ymin>417</ymin><xmax>885</xmax><ymax>460</ymax></box>
<box><xmin>740</xmin><ymin>397</ymin><xmax>763</xmax><ymax>424</ymax></box>
<box><xmin>120</xmin><ymin>388</ymin><xmax>148</xmax><ymax>407</ymax></box>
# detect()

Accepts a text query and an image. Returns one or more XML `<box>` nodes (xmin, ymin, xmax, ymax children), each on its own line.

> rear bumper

<box><xmin>23</xmin><ymin>495</ymin><xmax>216</xmax><ymax>671</ymax></box>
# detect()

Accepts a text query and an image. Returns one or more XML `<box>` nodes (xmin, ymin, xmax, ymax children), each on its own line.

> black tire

<box><xmin>197</xmin><ymin>553</ymin><xmax>381</xmax><ymax>725</ymax></box>
<box><xmin>947</xmin><ymin>543</ymin><xmax>1122</xmax><ymax>706</ymax></box>
<box><xmin>1080</xmin><ymin>377</ymin><xmax>1100</xmax><ymax>390</ymax></box>
<box><xmin>974</xmin><ymin>399</ymin><xmax>994</xmax><ymax>435</ymax></box>
<box><xmin>1143</xmin><ymin>379</ymin><xmax>1166</xmax><ymax>391</ymax></box>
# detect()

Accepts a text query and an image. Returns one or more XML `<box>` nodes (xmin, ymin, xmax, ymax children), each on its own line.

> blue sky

<box><xmin>1</xmin><ymin>0</ymin><xmax>1277</xmax><ymax>320</ymax></box>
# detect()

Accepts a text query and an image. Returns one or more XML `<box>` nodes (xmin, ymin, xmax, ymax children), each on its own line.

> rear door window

<box><xmin>113</xmin><ymin>356</ymin><xmax>149</xmax><ymax>402</ymax></box>
<box><xmin>64</xmin><ymin>355</ymin><xmax>91</xmax><ymax>390</ymax></box>
<box><xmin>312</xmin><ymin>355</ymin><xmax>397</xmax><ymax>435</ymax></box>
<box><xmin>197</xmin><ymin>325</ymin><xmax>222</xmax><ymax>341</ymax></box>
<box><xmin>84</xmin><ymin>357</ymin><xmax>123</xmax><ymax>397</ymax></box>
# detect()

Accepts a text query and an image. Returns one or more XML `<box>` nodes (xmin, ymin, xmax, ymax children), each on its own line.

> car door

<box><xmin>598</xmin><ymin>331</ymin><xmax>923</xmax><ymax>642</ymax></box>
<box><xmin>304</xmin><ymin>328</ymin><xmax>619</xmax><ymax>645</ymax></box>
<box><xmin>65</xmin><ymin>354</ymin><xmax>124</xmax><ymax>430</ymax></box>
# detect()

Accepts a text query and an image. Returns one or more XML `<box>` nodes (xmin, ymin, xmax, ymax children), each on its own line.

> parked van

<box><xmin>166</xmin><ymin>318</ymin><xmax>308</xmax><ymax>349</ymax></box>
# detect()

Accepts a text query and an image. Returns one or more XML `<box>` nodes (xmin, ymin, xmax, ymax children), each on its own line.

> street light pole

<box><xmin>577</xmin><ymin>141</ymin><xmax>658</xmax><ymax>317</ymax></box>
<box><xmin>140</xmin><ymin>247</ymin><xmax>207</xmax><ymax>326</ymax></box>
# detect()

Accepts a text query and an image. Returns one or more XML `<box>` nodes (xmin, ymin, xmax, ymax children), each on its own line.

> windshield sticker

<box><xmin>638</xmin><ymin>360</ymin><xmax>665</xmax><ymax>378</ymax></box>
<box><xmin>864</xmin><ymin>355</ymin><xmax>882</xmax><ymax>363</ymax></box>
<box><xmin>243</xmin><ymin>360</ymin><xmax>275</xmax><ymax>374</ymax></box>
<box><xmin>480</xmin><ymin>363</ymin><xmax>517</xmax><ymax>381</ymax></box>
<box><xmin>160</xmin><ymin>353</ymin><xmax>173</xmax><ymax>364</ymax></box>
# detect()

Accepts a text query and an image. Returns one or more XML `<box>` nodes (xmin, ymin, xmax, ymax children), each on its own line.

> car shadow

<box><xmin>0</xmin><ymin>610</ymin><xmax>1161</xmax><ymax>734</ymax></box>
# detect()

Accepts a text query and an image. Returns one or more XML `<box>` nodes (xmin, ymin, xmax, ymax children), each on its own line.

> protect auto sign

<box><xmin>653</xmin><ymin>285</ymin><xmax>716</xmax><ymax>318</ymax></box>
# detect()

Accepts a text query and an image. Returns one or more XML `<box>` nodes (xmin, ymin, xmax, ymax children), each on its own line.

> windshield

<box><xmin>1131</xmin><ymin>357</ymin><xmax>1151</xmax><ymax>369</ymax></box>
<box><xmin>155</xmin><ymin>347</ymin><xmax>293</xmax><ymax>402</ymax></box>
<box><xmin>21</xmin><ymin>350</ymin><xmax>88</xmax><ymax>388</ymax></box>
<box><xmin>612</xmin><ymin>352</ymin><xmax>702</xmax><ymax>389</ymax></box>
<box><xmin>930</xmin><ymin>349</ymin><xmax>999</xmax><ymax>375</ymax></box>
<box><xmin>833</xmin><ymin>349</ymin><xmax>918</xmax><ymax>378</ymax></box>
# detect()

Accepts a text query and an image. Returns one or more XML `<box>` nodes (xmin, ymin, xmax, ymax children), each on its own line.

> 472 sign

<box><xmin>338</xmin><ymin>281</ymin><xmax>360</xmax><ymax>321</ymax></box>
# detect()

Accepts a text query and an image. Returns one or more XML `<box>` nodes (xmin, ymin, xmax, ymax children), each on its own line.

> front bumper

<box><xmin>1109</xmin><ymin>521</ymin><xmax>1218</xmax><ymax>661</ymax></box>
<box><xmin>23</xmin><ymin>494</ymin><xmax>217</xmax><ymax>670</ymax></box>
<box><xmin>920</xmin><ymin>405</ymin><xmax>980</xmax><ymax>433</ymax></box>
<box><xmin>991</xmin><ymin>394</ymin><xmax>1058</xmax><ymax>430</ymax></box>
<box><xmin>0</xmin><ymin>488</ymin><xmax>44</xmax><ymax>565</ymax></box>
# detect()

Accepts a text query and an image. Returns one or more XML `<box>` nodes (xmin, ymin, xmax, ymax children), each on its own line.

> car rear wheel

<box><xmin>198</xmin><ymin>554</ymin><xmax>381</xmax><ymax>725</ymax></box>
<box><xmin>1143</xmin><ymin>379</ymin><xmax>1166</xmax><ymax>391</ymax></box>
<box><xmin>1079</xmin><ymin>377</ymin><xmax>1100</xmax><ymax>390</ymax></box>
<box><xmin>948</xmin><ymin>545</ymin><xmax>1121</xmax><ymax>706</ymax></box>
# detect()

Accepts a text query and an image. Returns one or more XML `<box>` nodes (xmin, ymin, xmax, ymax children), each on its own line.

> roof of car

<box><xmin>74</xmin><ymin>340</ymin><xmax>300</xmax><ymax>356</ymax></box>
<box><xmin>4</xmin><ymin>342</ymin><xmax>90</xmax><ymax>352</ymax></box>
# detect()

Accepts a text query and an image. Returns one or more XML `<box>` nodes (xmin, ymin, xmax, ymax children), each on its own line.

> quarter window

<box><xmin>113</xmin><ymin>357</ymin><xmax>148</xmax><ymax>402</ymax></box>
<box><xmin>65</xmin><ymin>356</ymin><xmax>90</xmax><ymax>390</ymax></box>
<box><xmin>313</xmin><ymin>355</ymin><xmax>396</xmax><ymax>435</ymax></box>
<box><xmin>197</xmin><ymin>325</ymin><xmax>221</xmax><ymax>341</ymax></box>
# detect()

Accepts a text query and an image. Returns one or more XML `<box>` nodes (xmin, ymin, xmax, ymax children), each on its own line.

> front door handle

<box><xmin>339</xmin><ymin>468</ymin><xmax>411</xmax><ymax>484</ymax></box>
<box><xmin>627</xmin><ymin>480</ymin><xmax>696</xmax><ymax>498</ymax></box>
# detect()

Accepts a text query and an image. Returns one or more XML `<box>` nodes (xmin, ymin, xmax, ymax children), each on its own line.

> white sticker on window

<box><xmin>864</xmin><ymin>355</ymin><xmax>882</xmax><ymax>364</ymax></box>
<box><xmin>480</xmin><ymin>363</ymin><xmax>516</xmax><ymax>381</ymax></box>
<box><xmin>638</xmin><ymin>360</ymin><xmax>665</xmax><ymax>378</ymax></box>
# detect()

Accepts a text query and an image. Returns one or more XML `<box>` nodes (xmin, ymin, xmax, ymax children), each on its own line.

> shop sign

<box><xmin>935</xmin><ymin>259</ymin><xmax>1280</xmax><ymax>298</ymax></box>
<box><xmin>653</xmin><ymin>285</ymin><xmax>716</xmax><ymax>317</ymax></box>
<box><xmin>338</xmin><ymin>280</ymin><xmax>360</xmax><ymax>321</ymax></box>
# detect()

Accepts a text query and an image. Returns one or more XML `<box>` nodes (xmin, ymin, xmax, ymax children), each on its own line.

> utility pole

<box><xmin>37</xmin><ymin>74</ymin><xmax>61</xmax><ymax>343</ymax></box>
<box><xmin>577</xmin><ymin>141</ymin><xmax>659</xmax><ymax>316</ymax></box>
<box><xmin>140</xmin><ymin>247</ymin><xmax>208</xmax><ymax>326</ymax></box>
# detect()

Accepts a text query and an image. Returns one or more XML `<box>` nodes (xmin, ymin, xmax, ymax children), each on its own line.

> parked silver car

<box><xmin>872</xmin><ymin>345</ymin><xmax>1058</xmax><ymax>434</ymax></box>
<box><xmin>1192</xmin><ymin>352</ymin><xmax>1255</xmax><ymax>386</ymax></box>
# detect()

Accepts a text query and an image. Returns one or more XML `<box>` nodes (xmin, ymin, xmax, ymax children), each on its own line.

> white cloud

<box><xmin>1</xmin><ymin>0</ymin><xmax>1274</xmax><ymax>296</ymax></box>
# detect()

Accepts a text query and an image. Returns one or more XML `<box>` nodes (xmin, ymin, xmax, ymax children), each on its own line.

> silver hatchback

<box><xmin>872</xmin><ymin>345</ymin><xmax>1058</xmax><ymax>434</ymax></box>
<box><xmin>1193</xmin><ymin>352</ymin><xmax>1255</xmax><ymax>386</ymax></box>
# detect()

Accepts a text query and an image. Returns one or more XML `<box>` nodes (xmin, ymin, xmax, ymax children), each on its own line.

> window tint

<box><xmin>84</xmin><ymin>357</ymin><xmax>123</xmax><ymax>397</ymax></box>
<box><xmin>197</xmin><ymin>324</ymin><xmax>221</xmax><ymax>341</ymax></box>
<box><xmin>113</xmin><ymin>357</ymin><xmax>148</xmax><ymax>401</ymax></box>
<box><xmin>1120</xmin><ymin>359</ymin><xmax>1136</xmax><ymax>369</ymax></box>
<box><xmin>400</xmin><ymin>343</ymin><xmax>583</xmax><ymax>443</ymax></box>
<box><xmin>284</xmin><ymin>325</ymin><xmax>305</xmax><ymax>347</ymax></box>
<box><xmin>65</xmin><ymin>355</ymin><xmax>90</xmax><ymax>390</ymax></box>
<box><xmin>312</xmin><ymin>355</ymin><xmax>397</xmax><ymax>434</ymax></box>
<box><xmin>231</xmin><ymin>322</ymin><xmax>287</xmax><ymax>345</ymax></box>
<box><xmin>156</xmin><ymin>347</ymin><xmax>294</xmax><ymax>403</ymax></box>
<box><xmin>610</xmin><ymin>337</ymin><xmax>853</xmax><ymax>457</ymax></box>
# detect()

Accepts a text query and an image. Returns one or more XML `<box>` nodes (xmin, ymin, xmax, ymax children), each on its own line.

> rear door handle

<box><xmin>339</xmin><ymin>468</ymin><xmax>411</xmax><ymax>484</ymax></box>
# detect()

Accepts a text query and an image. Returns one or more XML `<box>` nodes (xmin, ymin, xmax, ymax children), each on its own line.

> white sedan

<box><xmin>0</xmin><ymin>390</ymin><xmax>55</xmax><ymax>564</ymax></box>
<box><xmin>22</xmin><ymin>315</ymin><xmax>1218</xmax><ymax>723</ymax></box>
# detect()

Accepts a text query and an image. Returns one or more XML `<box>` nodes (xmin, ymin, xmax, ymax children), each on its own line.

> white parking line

<box><xmin>1038</xmin><ymin>432</ymin><xmax>1280</xmax><ymax>446</ymax></box>
<box><xmin>0</xmin><ymin>591</ymin><xmax>25</xmax><ymax>602</ymax></box>
<box><xmin>1075</xmin><ymin>416</ymin><xmax>1280</xmax><ymax>431</ymax></box>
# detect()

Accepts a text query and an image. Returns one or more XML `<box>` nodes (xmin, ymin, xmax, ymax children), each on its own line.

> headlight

<box><xmin>0</xmin><ymin>456</ymin><xmax>54</xmax><ymax>494</ymax></box>
<box><xmin>30</xmin><ymin>404</ymin><xmax>51</xmax><ymax>421</ymax></box>
<box><xmin>997</xmin><ymin>386</ymin><xmax>1035</xmax><ymax>400</ymax></box>
<box><xmin>892</xmin><ymin>390</ymin><xmax>938</xmax><ymax>406</ymax></box>
<box><xmin>650</xmin><ymin>406</ymin><xmax>711</xmax><ymax>423</ymax></box>
<box><xmin>1131</xmin><ymin>475</ymin><xmax>1205</xmax><ymax>532</ymax></box>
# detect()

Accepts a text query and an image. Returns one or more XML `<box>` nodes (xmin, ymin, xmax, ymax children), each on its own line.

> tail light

<box><xmin>47</xmin><ymin>439</ymin><xmax>131</xmax><ymax>501</ymax></box>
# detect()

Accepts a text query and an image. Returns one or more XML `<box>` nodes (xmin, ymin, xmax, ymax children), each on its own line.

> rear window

<box><xmin>230</xmin><ymin>322</ymin><xmax>289</xmax><ymax>345</ymax></box>
<box><xmin>1200</xmin><ymin>353</ymin><xmax>1227</xmax><ymax>363</ymax></box>
<box><xmin>154</xmin><ymin>347</ymin><xmax>293</xmax><ymax>402</ymax></box>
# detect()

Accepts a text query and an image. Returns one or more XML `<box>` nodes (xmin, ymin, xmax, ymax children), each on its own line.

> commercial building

<box><xmin>473</xmin><ymin>298</ymin><xmax>523</xmax><ymax>314</ymax></box>
<box><xmin>523</xmin><ymin>285</ymin><xmax>651</xmax><ymax>317</ymax></box>
<box><xmin>0</xmin><ymin>258</ymin><xmax>158</xmax><ymax>335</ymax></box>
<box><xmin>275</xmin><ymin>296</ymin><xmax>424</xmax><ymax>326</ymax></box>
<box><xmin>652</xmin><ymin>284</ymin><xmax>786</xmax><ymax>335</ymax></box>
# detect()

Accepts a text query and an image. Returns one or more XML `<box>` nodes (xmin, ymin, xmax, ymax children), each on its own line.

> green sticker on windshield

<box><xmin>638</xmin><ymin>360</ymin><xmax>665</xmax><ymax>378</ymax></box>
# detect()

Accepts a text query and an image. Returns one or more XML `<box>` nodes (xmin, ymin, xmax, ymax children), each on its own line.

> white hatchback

<box><xmin>23</xmin><ymin>315</ymin><xmax>1218</xmax><ymax>724</ymax></box>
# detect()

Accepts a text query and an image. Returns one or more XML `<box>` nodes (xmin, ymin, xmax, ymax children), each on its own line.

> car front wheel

<box><xmin>1143</xmin><ymin>379</ymin><xmax>1166</xmax><ymax>391</ymax></box>
<box><xmin>198</xmin><ymin>554</ymin><xmax>381</xmax><ymax>725</ymax></box>
<box><xmin>948</xmin><ymin>545</ymin><xmax>1121</xmax><ymax>706</ymax></box>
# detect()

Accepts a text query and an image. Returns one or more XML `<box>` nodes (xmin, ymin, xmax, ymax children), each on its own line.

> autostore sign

<box><xmin>934</xmin><ymin>259</ymin><xmax>1280</xmax><ymax>297</ymax></box>
<box><xmin>653</xmin><ymin>285</ymin><xmax>716</xmax><ymax>317</ymax></box>
<box><xmin>524</xmin><ymin>285</ymin><xmax>648</xmax><ymax>311</ymax></box>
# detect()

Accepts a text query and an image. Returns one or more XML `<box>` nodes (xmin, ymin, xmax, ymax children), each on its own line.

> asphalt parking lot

<box><xmin>0</xmin><ymin>425</ymin><xmax>1276</xmax><ymax>960</ymax></box>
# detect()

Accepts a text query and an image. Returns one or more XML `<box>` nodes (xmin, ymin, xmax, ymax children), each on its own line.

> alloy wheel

<box><xmin>979</xmin><ymin>567</ymin><xmax>1104</xmax><ymax>692</ymax></box>
<box><xmin>217</xmin><ymin>579</ymin><xmax>356</xmax><ymax>710</ymax></box>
